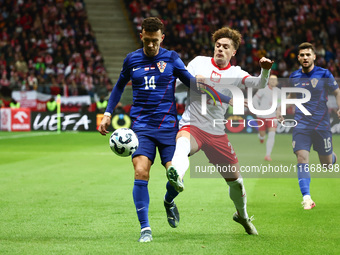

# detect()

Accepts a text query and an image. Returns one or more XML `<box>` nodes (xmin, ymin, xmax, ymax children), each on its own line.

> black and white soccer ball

<box><xmin>109</xmin><ymin>128</ymin><xmax>139</xmax><ymax>157</ymax></box>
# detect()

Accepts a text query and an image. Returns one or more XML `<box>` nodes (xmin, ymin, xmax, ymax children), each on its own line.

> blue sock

<box><xmin>164</xmin><ymin>181</ymin><xmax>179</xmax><ymax>204</ymax></box>
<box><xmin>297</xmin><ymin>163</ymin><xmax>311</xmax><ymax>197</ymax></box>
<box><xmin>332</xmin><ymin>153</ymin><xmax>336</xmax><ymax>164</ymax></box>
<box><xmin>133</xmin><ymin>180</ymin><xmax>150</xmax><ymax>229</ymax></box>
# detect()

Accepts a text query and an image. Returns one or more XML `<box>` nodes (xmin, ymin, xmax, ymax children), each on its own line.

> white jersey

<box><xmin>252</xmin><ymin>85</ymin><xmax>281</xmax><ymax>119</ymax></box>
<box><xmin>179</xmin><ymin>56</ymin><xmax>270</xmax><ymax>135</ymax></box>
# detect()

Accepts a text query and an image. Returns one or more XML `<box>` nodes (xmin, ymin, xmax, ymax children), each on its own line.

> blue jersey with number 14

<box><xmin>289</xmin><ymin>66</ymin><xmax>339</xmax><ymax>130</ymax></box>
<box><xmin>106</xmin><ymin>47</ymin><xmax>193</xmax><ymax>131</ymax></box>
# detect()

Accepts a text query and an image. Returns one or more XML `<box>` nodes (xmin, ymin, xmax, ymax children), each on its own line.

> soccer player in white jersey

<box><xmin>166</xmin><ymin>27</ymin><xmax>274</xmax><ymax>235</ymax></box>
<box><xmin>252</xmin><ymin>74</ymin><xmax>280</xmax><ymax>161</ymax></box>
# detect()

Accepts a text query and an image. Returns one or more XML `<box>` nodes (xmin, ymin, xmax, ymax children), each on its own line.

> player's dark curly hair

<box><xmin>142</xmin><ymin>17</ymin><xmax>164</xmax><ymax>33</ymax></box>
<box><xmin>212</xmin><ymin>27</ymin><xmax>242</xmax><ymax>50</ymax></box>
<box><xmin>298</xmin><ymin>42</ymin><xmax>315</xmax><ymax>54</ymax></box>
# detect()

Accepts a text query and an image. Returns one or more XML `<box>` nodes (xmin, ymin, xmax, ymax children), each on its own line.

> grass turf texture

<box><xmin>0</xmin><ymin>131</ymin><xmax>339</xmax><ymax>254</ymax></box>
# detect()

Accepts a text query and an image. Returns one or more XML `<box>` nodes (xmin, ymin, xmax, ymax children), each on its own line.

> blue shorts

<box><xmin>133</xmin><ymin>128</ymin><xmax>178</xmax><ymax>165</ymax></box>
<box><xmin>292</xmin><ymin>129</ymin><xmax>333</xmax><ymax>155</ymax></box>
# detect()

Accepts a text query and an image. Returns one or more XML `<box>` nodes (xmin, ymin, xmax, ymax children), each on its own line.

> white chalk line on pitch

<box><xmin>0</xmin><ymin>132</ymin><xmax>60</xmax><ymax>140</ymax></box>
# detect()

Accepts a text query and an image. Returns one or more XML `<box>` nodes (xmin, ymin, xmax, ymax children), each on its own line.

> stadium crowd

<box><xmin>0</xmin><ymin>0</ymin><xmax>112</xmax><ymax>101</ymax></box>
<box><xmin>1</xmin><ymin>0</ymin><xmax>340</xmax><ymax>105</ymax></box>
<box><xmin>126</xmin><ymin>0</ymin><xmax>340</xmax><ymax>78</ymax></box>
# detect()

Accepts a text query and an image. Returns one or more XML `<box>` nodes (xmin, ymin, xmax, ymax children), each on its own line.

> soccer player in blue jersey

<box><xmin>98</xmin><ymin>17</ymin><xmax>191</xmax><ymax>243</ymax></box>
<box><xmin>278</xmin><ymin>42</ymin><xmax>340</xmax><ymax>209</ymax></box>
<box><xmin>97</xmin><ymin>17</ymin><xmax>231</xmax><ymax>242</ymax></box>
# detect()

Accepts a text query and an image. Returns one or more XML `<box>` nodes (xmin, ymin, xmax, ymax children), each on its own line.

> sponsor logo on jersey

<box><xmin>157</xmin><ymin>61</ymin><xmax>167</xmax><ymax>73</ymax></box>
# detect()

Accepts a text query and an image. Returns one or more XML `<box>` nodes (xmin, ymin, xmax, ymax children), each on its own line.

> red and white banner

<box><xmin>0</xmin><ymin>108</ymin><xmax>31</xmax><ymax>131</ymax></box>
<box><xmin>11</xmin><ymin>91</ymin><xmax>91</xmax><ymax>112</ymax></box>
<box><xmin>12</xmin><ymin>91</ymin><xmax>51</xmax><ymax>111</ymax></box>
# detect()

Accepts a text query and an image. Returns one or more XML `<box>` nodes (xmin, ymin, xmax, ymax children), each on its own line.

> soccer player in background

<box><xmin>277</xmin><ymin>42</ymin><xmax>340</xmax><ymax>210</ymax></box>
<box><xmin>252</xmin><ymin>74</ymin><xmax>281</xmax><ymax>161</ymax></box>
<box><xmin>167</xmin><ymin>27</ymin><xmax>274</xmax><ymax>235</ymax></box>
<box><xmin>98</xmin><ymin>17</ymin><xmax>196</xmax><ymax>242</ymax></box>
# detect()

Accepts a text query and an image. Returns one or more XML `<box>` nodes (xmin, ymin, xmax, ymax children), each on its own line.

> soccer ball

<box><xmin>109</xmin><ymin>128</ymin><xmax>139</xmax><ymax>157</ymax></box>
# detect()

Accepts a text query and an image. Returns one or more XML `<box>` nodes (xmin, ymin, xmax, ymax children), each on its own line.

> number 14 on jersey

<box><xmin>144</xmin><ymin>76</ymin><xmax>156</xmax><ymax>90</ymax></box>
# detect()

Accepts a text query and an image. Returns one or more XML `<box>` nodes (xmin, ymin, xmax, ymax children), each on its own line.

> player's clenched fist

<box><xmin>259</xmin><ymin>57</ymin><xmax>274</xmax><ymax>70</ymax></box>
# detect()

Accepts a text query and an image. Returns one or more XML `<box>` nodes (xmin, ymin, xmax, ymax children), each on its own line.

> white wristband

<box><xmin>104</xmin><ymin>112</ymin><xmax>111</xmax><ymax>117</ymax></box>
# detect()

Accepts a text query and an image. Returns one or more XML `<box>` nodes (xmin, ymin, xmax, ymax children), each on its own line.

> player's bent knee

<box><xmin>295</xmin><ymin>150</ymin><xmax>309</xmax><ymax>163</ymax></box>
<box><xmin>134</xmin><ymin>170</ymin><xmax>149</xmax><ymax>181</ymax></box>
<box><xmin>176</xmin><ymin>130</ymin><xmax>190</xmax><ymax>139</ymax></box>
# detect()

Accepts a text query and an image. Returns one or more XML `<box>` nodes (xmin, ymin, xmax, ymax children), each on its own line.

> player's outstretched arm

<box><xmin>98</xmin><ymin>115</ymin><xmax>111</xmax><ymax>136</ymax></box>
<box><xmin>195</xmin><ymin>75</ymin><xmax>232</xmax><ymax>104</ymax></box>
<box><xmin>243</xmin><ymin>57</ymin><xmax>274</xmax><ymax>88</ymax></box>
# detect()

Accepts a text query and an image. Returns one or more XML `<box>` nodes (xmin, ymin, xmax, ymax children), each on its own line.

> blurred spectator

<box><xmin>9</xmin><ymin>97</ymin><xmax>20</xmax><ymax>108</ymax></box>
<box><xmin>20</xmin><ymin>12</ymin><xmax>33</xmax><ymax>31</ymax></box>
<box><xmin>50</xmin><ymin>76</ymin><xmax>62</xmax><ymax>96</ymax></box>
<box><xmin>46</xmin><ymin>96</ymin><xmax>57</xmax><ymax>112</ymax></box>
<box><xmin>96</xmin><ymin>82</ymin><xmax>108</xmax><ymax>99</ymax></box>
<box><xmin>0</xmin><ymin>71</ymin><xmax>9</xmax><ymax>87</ymax></box>
<box><xmin>14</xmin><ymin>54</ymin><xmax>28</xmax><ymax>76</ymax></box>
<box><xmin>96</xmin><ymin>95</ymin><xmax>108</xmax><ymax>113</ymax></box>
<box><xmin>68</xmin><ymin>80</ymin><xmax>78</xmax><ymax>96</ymax></box>
<box><xmin>9</xmin><ymin>71</ymin><xmax>21</xmax><ymax>91</ymax></box>
<box><xmin>27</xmin><ymin>70</ymin><xmax>38</xmax><ymax>90</ymax></box>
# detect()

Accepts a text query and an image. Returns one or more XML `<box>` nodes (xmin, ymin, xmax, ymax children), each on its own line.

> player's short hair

<box><xmin>142</xmin><ymin>17</ymin><xmax>164</xmax><ymax>33</ymax></box>
<box><xmin>298</xmin><ymin>42</ymin><xmax>315</xmax><ymax>54</ymax></box>
<box><xmin>212</xmin><ymin>27</ymin><xmax>242</xmax><ymax>50</ymax></box>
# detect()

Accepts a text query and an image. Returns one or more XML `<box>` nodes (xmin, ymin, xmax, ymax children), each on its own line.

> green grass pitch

<box><xmin>0</xmin><ymin>131</ymin><xmax>339</xmax><ymax>254</ymax></box>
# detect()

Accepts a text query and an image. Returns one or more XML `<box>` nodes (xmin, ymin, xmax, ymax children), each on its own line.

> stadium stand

<box><xmin>124</xmin><ymin>0</ymin><xmax>340</xmax><ymax>78</ymax></box>
<box><xmin>0</xmin><ymin>0</ymin><xmax>116</xmax><ymax>103</ymax></box>
<box><xmin>1</xmin><ymin>0</ymin><xmax>340</xmax><ymax>108</ymax></box>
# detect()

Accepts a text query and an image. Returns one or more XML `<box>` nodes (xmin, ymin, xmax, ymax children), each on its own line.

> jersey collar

<box><xmin>211</xmin><ymin>58</ymin><xmax>231</xmax><ymax>70</ymax></box>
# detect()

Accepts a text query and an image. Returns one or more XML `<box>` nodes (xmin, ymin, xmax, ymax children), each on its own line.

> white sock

<box><xmin>172</xmin><ymin>137</ymin><xmax>191</xmax><ymax>179</ymax></box>
<box><xmin>141</xmin><ymin>227</ymin><xmax>151</xmax><ymax>232</ymax></box>
<box><xmin>258</xmin><ymin>134</ymin><xmax>265</xmax><ymax>140</ymax></box>
<box><xmin>227</xmin><ymin>178</ymin><xmax>248</xmax><ymax>219</ymax></box>
<box><xmin>266</xmin><ymin>131</ymin><xmax>275</xmax><ymax>156</ymax></box>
